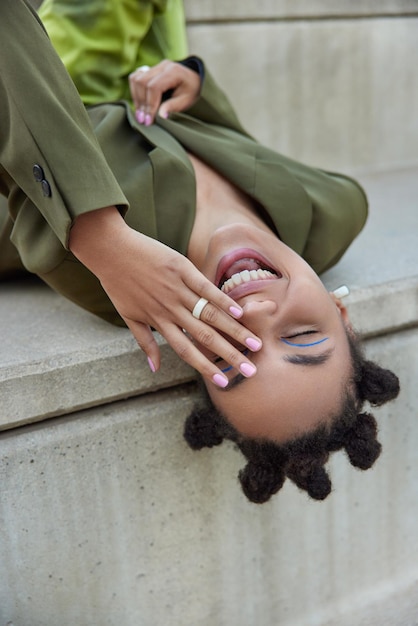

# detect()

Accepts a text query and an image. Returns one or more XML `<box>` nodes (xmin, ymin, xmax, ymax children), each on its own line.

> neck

<box><xmin>186</xmin><ymin>153</ymin><xmax>273</xmax><ymax>270</ymax></box>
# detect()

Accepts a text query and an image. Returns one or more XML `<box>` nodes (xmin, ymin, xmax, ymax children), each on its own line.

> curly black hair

<box><xmin>183</xmin><ymin>330</ymin><xmax>400</xmax><ymax>504</ymax></box>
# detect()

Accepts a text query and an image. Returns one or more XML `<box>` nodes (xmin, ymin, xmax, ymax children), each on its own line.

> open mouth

<box><xmin>216</xmin><ymin>249</ymin><xmax>282</xmax><ymax>294</ymax></box>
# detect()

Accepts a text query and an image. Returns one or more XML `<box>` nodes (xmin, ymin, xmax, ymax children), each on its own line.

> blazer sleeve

<box><xmin>182</xmin><ymin>60</ymin><xmax>255</xmax><ymax>139</ymax></box>
<box><xmin>0</xmin><ymin>0</ymin><xmax>128</xmax><ymax>271</ymax></box>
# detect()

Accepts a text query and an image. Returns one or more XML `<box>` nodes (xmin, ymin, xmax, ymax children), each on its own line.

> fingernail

<box><xmin>229</xmin><ymin>305</ymin><xmax>243</xmax><ymax>319</ymax></box>
<box><xmin>144</xmin><ymin>114</ymin><xmax>152</xmax><ymax>126</ymax></box>
<box><xmin>239</xmin><ymin>362</ymin><xmax>257</xmax><ymax>377</ymax></box>
<box><xmin>147</xmin><ymin>356</ymin><xmax>156</xmax><ymax>373</ymax></box>
<box><xmin>333</xmin><ymin>285</ymin><xmax>350</xmax><ymax>299</ymax></box>
<box><xmin>136</xmin><ymin>109</ymin><xmax>145</xmax><ymax>124</ymax></box>
<box><xmin>245</xmin><ymin>337</ymin><xmax>262</xmax><ymax>351</ymax></box>
<box><xmin>212</xmin><ymin>373</ymin><xmax>228</xmax><ymax>388</ymax></box>
<box><xmin>160</xmin><ymin>110</ymin><xmax>169</xmax><ymax>119</ymax></box>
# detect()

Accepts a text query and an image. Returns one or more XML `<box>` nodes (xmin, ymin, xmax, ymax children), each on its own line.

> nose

<box><xmin>241</xmin><ymin>299</ymin><xmax>278</xmax><ymax>334</ymax></box>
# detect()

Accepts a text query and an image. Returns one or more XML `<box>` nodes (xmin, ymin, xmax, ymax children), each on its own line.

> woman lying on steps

<box><xmin>0</xmin><ymin>0</ymin><xmax>399</xmax><ymax>503</ymax></box>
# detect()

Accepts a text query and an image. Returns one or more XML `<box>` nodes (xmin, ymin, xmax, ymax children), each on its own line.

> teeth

<box><xmin>221</xmin><ymin>269</ymin><xmax>276</xmax><ymax>294</ymax></box>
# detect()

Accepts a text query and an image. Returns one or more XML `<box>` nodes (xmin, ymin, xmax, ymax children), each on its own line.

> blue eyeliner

<box><xmin>281</xmin><ymin>337</ymin><xmax>329</xmax><ymax>348</ymax></box>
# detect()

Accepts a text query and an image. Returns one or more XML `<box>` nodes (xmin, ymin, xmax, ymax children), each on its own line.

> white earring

<box><xmin>332</xmin><ymin>285</ymin><xmax>350</xmax><ymax>299</ymax></box>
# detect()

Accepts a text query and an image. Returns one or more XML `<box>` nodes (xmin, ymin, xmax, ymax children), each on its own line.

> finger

<box><xmin>184</xmin><ymin>313</ymin><xmax>259</xmax><ymax>373</ymax></box>
<box><xmin>182</xmin><ymin>272</ymin><xmax>247</xmax><ymax>321</ymax></box>
<box><xmin>129</xmin><ymin>61</ymin><xmax>200</xmax><ymax>125</ymax></box>
<box><xmin>184</xmin><ymin>288</ymin><xmax>262</xmax><ymax>352</ymax></box>
<box><xmin>129</xmin><ymin>69</ymin><xmax>151</xmax><ymax>123</ymax></box>
<box><xmin>141</xmin><ymin>72</ymin><xmax>184</xmax><ymax>124</ymax></box>
<box><xmin>186</xmin><ymin>298</ymin><xmax>262</xmax><ymax>354</ymax></box>
<box><xmin>141</xmin><ymin>61</ymin><xmax>200</xmax><ymax>124</ymax></box>
<box><xmin>158</xmin><ymin>93</ymin><xmax>195</xmax><ymax>119</ymax></box>
<box><xmin>161</xmin><ymin>323</ymin><xmax>250</xmax><ymax>388</ymax></box>
<box><xmin>124</xmin><ymin>318</ymin><xmax>161</xmax><ymax>373</ymax></box>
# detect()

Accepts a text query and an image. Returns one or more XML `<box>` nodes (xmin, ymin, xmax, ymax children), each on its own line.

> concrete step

<box><xmin>0</xmin><ymin>284</ymin><xmax>194</xmax><ymax>429</ymax></box>
<box><xmin>1</xmin><ymin>328</ymin><xmax>417</xmax><ymax>626</ymax></box>
<box><xmin>1</xmin><ymin>167</ymin><xmax>417</xmax><ymax>430</ymax></box>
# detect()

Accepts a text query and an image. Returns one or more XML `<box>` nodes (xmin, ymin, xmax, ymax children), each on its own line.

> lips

<box><xmin>215</xmin><ymin>248</ymin><xmax>282</xmax><ymax>295</ymax></box>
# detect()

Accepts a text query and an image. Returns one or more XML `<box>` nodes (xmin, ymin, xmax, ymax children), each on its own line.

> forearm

<box><xmin>69</xmin><ymin>206</ymin><xmax>130</xmax><ymax>276</ymax></box>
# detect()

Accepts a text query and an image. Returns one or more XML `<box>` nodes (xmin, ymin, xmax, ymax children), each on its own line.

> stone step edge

<box><xmin>1</xmin><ymin>275</ymin><xmax>417</xmax><ymax>432</ymax></box>
<box><xmin>344</xmin><ymin>274</ymin><xmax>418</xmax><ymax>338</ymax></box>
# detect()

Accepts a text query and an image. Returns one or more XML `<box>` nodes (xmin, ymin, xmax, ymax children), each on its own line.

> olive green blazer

<box><xmin>85</xmin><ymin>71</ymin><xmax>368</xmax><ymax>275</ymax></box>
<box><xmin>0</xmin><ymin>0</ymin><xmax>367</xmax><ymax>321</ymax></box>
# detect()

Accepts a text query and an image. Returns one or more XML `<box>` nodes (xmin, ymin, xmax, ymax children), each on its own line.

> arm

<box><xmin>0</xmin><ymin>1</ymin><xmax>261</xmax><ymax>386</ymax></box>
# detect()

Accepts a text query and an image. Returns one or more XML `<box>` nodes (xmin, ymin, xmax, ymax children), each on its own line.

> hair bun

<box><xmin>286</xmin><ymin>458</ymin><xmax>332</xmax><ymax>500</ymax></box>
<box><xmin>183</xmin><ymin>408</ymin><xmax>224</xmax><ymax>450</ymax></box>
<box><xmin>360</xmin><ymin>360</ymin><xmax>400</xmax><ymax>406</ymax></box>
<box><xmin>239</xmin><ymin>462</ymin><xmax>286</xmax><ymax>504</ymax></box>
<box><xmin>344</xmin><ymin>412</ymin><xmax>382</xmax><ymax>469</ymax></box>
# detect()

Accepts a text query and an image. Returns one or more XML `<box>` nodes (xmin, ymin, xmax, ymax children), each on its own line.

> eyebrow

<box><xmin>218</xmin><ymin>348</ymin><xmax>335</xmax><ymax>392</ymax></box>
<box><xmin>284</xmin><ymin>348</ymin><xmax>334</xmax><ymax>366</ymax></box>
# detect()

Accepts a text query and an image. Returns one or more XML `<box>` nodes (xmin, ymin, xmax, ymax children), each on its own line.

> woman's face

<box><xmin>198</xmin><ymin>223</ymin><xmax>353</xmax><ymax>443</ymax></box>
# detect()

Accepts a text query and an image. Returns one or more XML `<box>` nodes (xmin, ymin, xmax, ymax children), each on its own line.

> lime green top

<box><xmin>39</xmin><ymin>0</ymin><xmax>188</xmax><ymax>105</ymax></box>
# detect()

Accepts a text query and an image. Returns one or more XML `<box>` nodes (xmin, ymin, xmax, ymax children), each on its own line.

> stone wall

<box><xmin>184</xmin><ymin>1</ymin><xmax>418</xmax><ymax>173</ymax></box>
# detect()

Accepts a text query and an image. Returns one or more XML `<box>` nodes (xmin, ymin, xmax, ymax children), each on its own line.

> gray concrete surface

<box><xmin>321</xmin><ymin>168</ymin><xmax>418</xmax><ymax>288</ymax></box>
<box><xmin>0</xmin><ymin>331</ymin><xmax>417</xmax><ymax>626</ymax></box>
<box><xmin>0</xmin><ymin>285</ymin><xmax>194</xmax><ymax>428</ymax></box>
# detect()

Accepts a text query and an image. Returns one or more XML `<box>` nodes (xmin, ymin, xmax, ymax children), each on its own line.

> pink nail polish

<box><xmin>240</xmin><ymin>362</ymin><xmax>257</xmax><ymax>377</ymax></box>
<box><xmin>144</xmin><ymin>114</ymin><xmax>152</xmax><ymax>126</ymax></box>
<box><xmin>212</xmin><ymin>373</ymin><xmax>228</xmax><ymax>388</ymax></box>
<box><xmin>147</xmin><ymin>356</ymin><xmax>156</xmax><ymax>373</ymax></box>
<box><xmin>136</xmin><ymin>110</ymin><xmax>145</xmax><ymax>124</ymax></box>
<box><xmin>245</xmin><ymin>337</ymin><xmax>262</xmax><ymax>351</ymax></box>
<box><xmin>229</xmin><ymin>305</ymin><xmax>243</xmax><ymax>319</ymax></box>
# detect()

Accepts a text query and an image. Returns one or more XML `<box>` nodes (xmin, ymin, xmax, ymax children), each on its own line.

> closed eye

<box><xmin>281</xmin><ymin>331</ymin><xmax>329</xmax><ymax>348</ymax></box>
<box><xmin>285</xmin><ymin>330</ymin><xmax>317</xmax><ymax>339</ymax></box>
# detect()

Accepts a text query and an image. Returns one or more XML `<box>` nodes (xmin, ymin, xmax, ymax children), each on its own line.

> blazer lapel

<box><xmin>253</xmin><ymin>151</ymin><xmax>313</xmax><ymax>255</ymax></box>
<box><xmin>162</xmin><ymin>114</ymin><xmax>313</xmax><ymax>255</ymax></box>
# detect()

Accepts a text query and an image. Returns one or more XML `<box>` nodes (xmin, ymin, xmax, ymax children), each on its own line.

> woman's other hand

<box><xmin>69</xmin><ymin>207</ymin><xmax>262</xmax><ymax>388</ymax></box>
<box><xmin>129</xmin><ymin>60</ymin><xmax>201</xmax><ymax>126</ymax></box>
